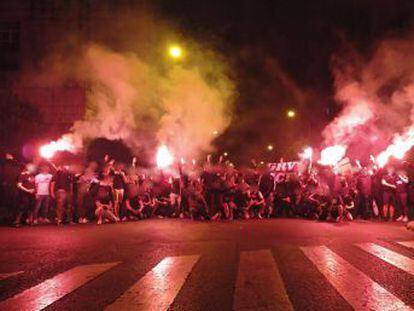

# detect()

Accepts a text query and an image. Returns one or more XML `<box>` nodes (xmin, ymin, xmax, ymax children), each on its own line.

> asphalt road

<box><xmin>0</xmin><ymin>219</ymin><xmax>413</xmax><ymax>310</ymax></box>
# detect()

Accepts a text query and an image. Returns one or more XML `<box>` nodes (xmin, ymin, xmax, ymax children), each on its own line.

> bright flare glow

<box><xmin>319</xmin><ymin>145</ymin><xmax>346</xmax><ymax>166</ymax></box>
<box><xmin>376</xmin><ymin>129</ymin><xmax>414</xmax><ymax>167</ymax></box>
<box><xmin>287</xmin><ymin>110</ymin><xmax>296</xmax><ymax>118</ymax></box>
<box><xmin>156</xmin><ymin>145</ymin><xmax>174</xmax><ymax>169</ymax></box>
<box><xmin>39</xmin><ymin>138</ymin><xmax>73</xmax><ymax>159</ymax></box>
<box><xmin>168</xmin><ymin>45</ymin><xmax>182</xmax><ymax>59</ymax></box>
<box><xmin>300</xmin><ymin>147</ymin><xmax>313</xmax><ymax>160</ymax></box>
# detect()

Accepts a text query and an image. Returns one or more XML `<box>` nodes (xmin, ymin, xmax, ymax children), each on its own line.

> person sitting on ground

<box><xmin>95</xmin><ymin>182</ymin><xmax>119</xmax><ymax>225</ymax></box>
<box><xmin>248</xmin><ymin>187</ymin><xmax>266</xmax><ymax>219</ymax></box>
<box><xmin>125</xmin><ymin>187</ymin><xmax>143</xmax><ymax>220</ymax></box>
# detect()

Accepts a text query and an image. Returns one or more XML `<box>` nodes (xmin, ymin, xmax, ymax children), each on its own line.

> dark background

<box><xmin>1</xmin><ymin>0</ymin><xmax>414</xmax><ymax>164</ymax></box>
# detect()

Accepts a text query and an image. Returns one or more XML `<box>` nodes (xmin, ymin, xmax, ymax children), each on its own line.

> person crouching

<box><xmin>95</xmin><ymin>185</ymin><xmax>119</xmax><ymax>225</ymax></box>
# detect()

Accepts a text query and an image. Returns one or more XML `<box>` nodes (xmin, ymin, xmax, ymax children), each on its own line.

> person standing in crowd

<box><xmin>33</xmin><ymin>164</ymin><xmax>53</xmax><ymax>224</ymax></box>
<box><xmin>356</xmin><ymin>168</ymin><xmax>373</xmax><ymax>219</ymax></box>
<box><xmin>76</xmin><ymin>162</ymin><xmax>99</xmax><ymax>224</ymax></box>
<box><xmin>14</xmin><ymin>164</ymin><xmax>36</xmax><ymax>227</ymax></box>
<box><xmin>381</xmin><ymin>167</ymin><xmax>397</xmax><ymax>221</ymax></box>
<box><xmin>372</xmin><ymin>169</ymin><xmax>384</xmax><ymax>218</ymax></box>
<box><xmin>274</xmin><ymin>174</ymin><xmax>293</xmax><ymax>217</ymax></box>
<box><xmin>51</xmin><ymin>165</ymin><xmax>75</xmax><ymax>225</ymax></box>
<box><xmin>170</xmin><ymin>176</ymin><xmax>182</xmax><ymax>218</ymax></box>
<box><xmin>112</xmin><ymin>164</ymin><xmax>127</xmax><ymax>219</ymax></box>
<box><xmin>395</xmin><ymin>170</ymin><xmax>409</xmax><ymax>222</ymax></box>
<box><xmin>186</xmin><ymin>180</ymin><xmax>210</xmax><ymax>220</ymax></box>
<box><xmin>1</xmin><ymin>153</ymin><xmax>21</xmax><ymax>223</ymax></box>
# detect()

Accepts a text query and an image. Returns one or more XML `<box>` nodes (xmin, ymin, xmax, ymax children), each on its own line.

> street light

<box><xmin>267</xmin><ymin>144</ymin><xmax>274</xmax><ymax>151</ymax></box>
<box><xmin>287</xmin><ymin>109</ymin><xmax>296</xmax><ymax>118</ymax></box>
<box><xmin>168</xmin><ymin>45</ymin><xmax>183</xmax><ymax>59</ymax></box>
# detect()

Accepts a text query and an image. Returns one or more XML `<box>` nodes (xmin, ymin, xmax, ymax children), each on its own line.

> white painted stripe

<box><xmin>0</xmin><ymin>271</ymin><xmax>24</xmax><ymax>281</ymax></box>
<box><xmin>301</xmin><ymin>246</ymin><xmax>412</xmax><ymax>311</ymax></box>
<box><xmin>106</xmin><ymin>255</ymin><xmax>199</xmax><ymax>311</ymax></box>
<box><xmin>0</xmin><ymin>262</ymin><xmax>119</xmax><ymax>311</ymax></box>
<box><xmin>397</xmin><ymin>241</ymin><xmax>414</xmax><ymax>250</ymax></box>
<box><xmin>356</xmin><ymin>243</ymin><xmax>414</xmax><ymax>276</ymax></box>
<box><xmin>233</xmin><ymin>249</ymin><xmax>293</xmax><ymax>311</ymax></box>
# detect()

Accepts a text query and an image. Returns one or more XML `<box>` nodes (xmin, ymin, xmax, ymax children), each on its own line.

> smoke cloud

<box><xmin>322</xmin><ymin>35</ymin><xmax>414</xmax><ymax>158</ymax></box>
<box><xmin>16</xmin><ymin>9</ymin><xmax>235</xmax><ymax>164</ymax></box>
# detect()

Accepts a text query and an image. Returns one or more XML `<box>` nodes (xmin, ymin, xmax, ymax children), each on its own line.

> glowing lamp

<box><xmin>168</xmin><ymin>45</ymin><xmax>182</xmax><ymax>59</ymax></box>
<box><xmin>287</xmin><ymin>110</ymin><xmax>296</xmax><ymax>118</ymax></box>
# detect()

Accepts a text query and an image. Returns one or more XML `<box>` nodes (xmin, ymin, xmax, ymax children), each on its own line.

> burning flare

<box><xmin>376</xmin><ymin>128</ymin><xmax>414</xmax><ymax>167</ymax></box>
<box><xmin>39</xmin><ymin>137</ymin><xmax>74</xmax><ymax>159</ymax></box>
<box><xmin>318</xmin><ymin>145</ymin><xmax>346</xmax><ymax>166</ymax></box>
<box><xmin>156</xmin><ymin>145</ymin><xmax>174</xmax><ymax>169</ymax></box>
<box><xmin>300</xmin><ymin>147</ymin><xmax>313</xmax><ymax>160</ymax></box>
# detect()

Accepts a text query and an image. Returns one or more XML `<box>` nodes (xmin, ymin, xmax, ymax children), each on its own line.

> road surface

<box><xmin>0</xmin><ymin>219</ymin><xmax>413</xmax><ymax>310</ymax></box>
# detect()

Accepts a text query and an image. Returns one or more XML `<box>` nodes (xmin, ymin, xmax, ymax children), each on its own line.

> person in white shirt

<box><xmin>33</xmin><ymin>165</ymin><xmax>53</xmax><ymax>224</ymax></box>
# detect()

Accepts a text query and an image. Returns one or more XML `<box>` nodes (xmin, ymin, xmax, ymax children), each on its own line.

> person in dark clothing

<box><xmin>152</xmin><ymin>177</ymin><xmax>172</xmax><ymax>218</ymax></box>
<box><xmin>395</xmin><ymin>170</ymin><xmax>409</xmax><ymax>222</ymax></box>
<box><xmin>248</xmin><ymin>188</ymin><xmax>266</xmax><ymax>219</ymax></box>
<box><xmin>372</xmin><ymin>169</ymin><xmax>384</xmax><ymax>218</ymax></box>
<box><xmin>125</xmin><ymin>187</ymin><xmax>143</xmax><ymax>220</ymax></box>
<box><xmin>15</xmin><ymin>164</ymin><xmax>36</xmax><ymax>227</ymax></box>
<box><xmin>112</xmin><ymin>165</ymin><xmax>127</xmax><ymax>219</ymax></box>
<box><xmin>274</xmin><ymin>174</ymin><xmax>293</xmax><ymax>217</ymax></box>
<box><xmin>51</xmin><ymin>166</ymin><xmax>74</xmax><ymax>225</ymax></box>
<box><xmin>186</xmin><ymin>180</ymin><xmax>210</xmax><ymax>220</ymax></box>
<box><xmin>356</xmin><ymin>169</ymin><xmax>373</xmax><ymax>219</ymax></box>
<box><xmin>1</xmin><ymin>153</ymin><xmax>21</xmax><ymax>223</ymax></box>
<box><xmin>381</xmin><ymin>168</ymin><xmax>397</xmax><ymax>221</ymax></box>
<box><xmin>75</xmin><ymin>163</ymin><xmax>99</xmax><ymax>224</ymax></box>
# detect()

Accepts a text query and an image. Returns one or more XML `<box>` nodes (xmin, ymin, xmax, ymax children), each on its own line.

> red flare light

<box><xmin>318</xmin><ymin>145</ymin><xmax>346</xmax><ymax>166</ymax></box>
<box><xmin>376</xmin><ymin>129</ymin><xmax>414</xmax><ymax>167</ymax></box>
<box><xmin>39</xmin><ymin>138</ymin><xmax>74</xmax><ymax>159</ymax></box>
<box><xmin>156</xmin><ymin>145</ymin><xmax>174</xmax><ymax>169</ymax></box>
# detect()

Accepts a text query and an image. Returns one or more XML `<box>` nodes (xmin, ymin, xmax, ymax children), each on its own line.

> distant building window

<box><xmin>0</xmin><ymin>21</ymin><xmax>20</xmax><ymax>71</ymax></box>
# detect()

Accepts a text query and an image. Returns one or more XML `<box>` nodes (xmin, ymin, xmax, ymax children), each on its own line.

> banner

<box><xmin>268</xmin><ymin>161</ymin><xmax>298</xmax><ymax>173</ymax></box>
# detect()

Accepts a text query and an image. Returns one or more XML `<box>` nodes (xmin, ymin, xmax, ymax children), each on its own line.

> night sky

<box><xmin>157</xmin><ymin>0</ymin><xmax>414</xmax><ymax>162</ymax></box>
<box><xmin>2</xmin><ymin>0</ymin><xmax>414</xmax><ymax>164</ymax></box>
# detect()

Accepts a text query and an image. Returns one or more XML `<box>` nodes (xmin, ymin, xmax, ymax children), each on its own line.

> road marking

<box><xmin>356</xmin><ymin>243</ymin><xmax>414</xmax><ymax>276</ymax></box>
<box><xmin>0</xmin><ymin>262</ymin><xmax>119</xmax><ymax>311</ymax></box>
<box><xmin>0</xmin><ymin>271</ymin><xmax>24</xmax><ymax>281</ymax></box>
<box><xmin>106</xmin><ymin>255</ymin><xmax>199</xmax><ymax>311</ymax></box>
<box><xmin>301</xmin><ymin>246</ymin><xmax>412</xmax><ymax>311</ymax></box>
<box><xmin>397</xmin><ymin>241</ymin><xmax>414</xmax><ymax>250</ymax></box>
<box><xmin>233</xmin><ymin>249</ymin><xmax>293</xmax><ymax>311</ymax></box>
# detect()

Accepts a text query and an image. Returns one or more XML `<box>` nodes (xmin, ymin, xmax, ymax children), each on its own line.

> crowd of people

<box><xmin>1</xmin><ymin>153</ymin><xmax>413</xmax><ymax>227</ymax></box>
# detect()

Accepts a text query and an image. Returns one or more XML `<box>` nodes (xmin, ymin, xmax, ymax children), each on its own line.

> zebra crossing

<box><xmin>0</xmin><ymin>240</ymin><xmax>413</xmax><ymax>310</ymax></box>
